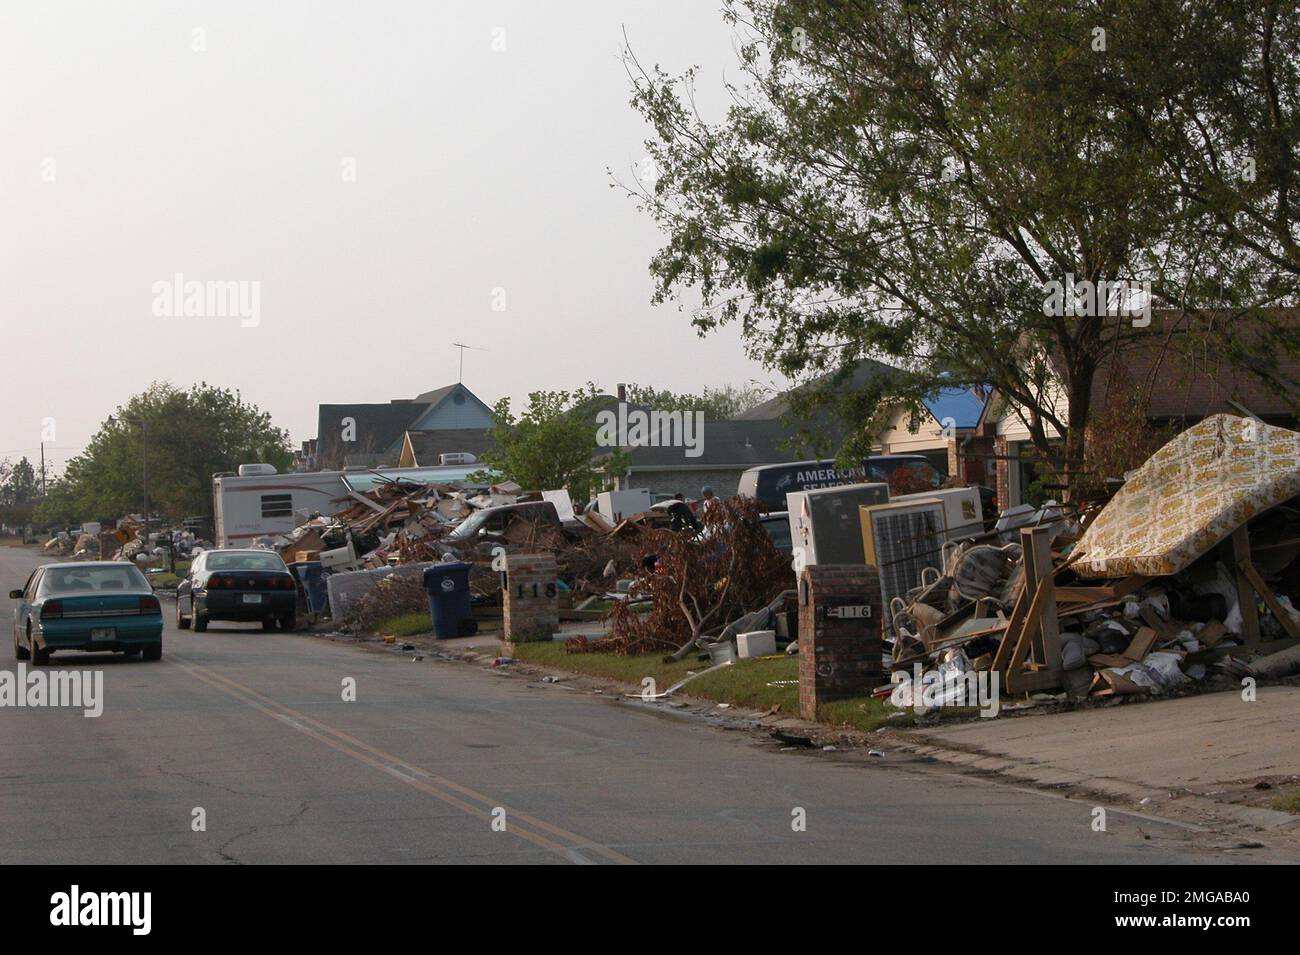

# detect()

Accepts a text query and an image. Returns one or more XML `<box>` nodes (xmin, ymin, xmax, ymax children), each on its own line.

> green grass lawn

<box><xmin>1270</xmin><ymin>788</ymin><xmax>1300</xmax><ymax>814</ymax></box>
<box><xmin>147</xmin><ymin>560</ymin><xmax>191</xmax><ymax>590</ymax></box>
<box><xmin>510</xmin><ymin>641</ymin><xmax>903</xmax><ymax>733</ymax></box>
<box><xmin>0</xmin><ymin>536</ymin><xmax>45</xmax><ymax>551</ymax></box>
<box><xmin>379</xmin><ymin>612</ymin><xmax>435</xmax><ymax>638</ymax></box>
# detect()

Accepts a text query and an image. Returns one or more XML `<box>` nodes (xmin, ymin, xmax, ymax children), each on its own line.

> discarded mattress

<box><xmin>1074</xmin><ymin>414</ymin><xmax>1300</xmax><ymax>579</ymax></box>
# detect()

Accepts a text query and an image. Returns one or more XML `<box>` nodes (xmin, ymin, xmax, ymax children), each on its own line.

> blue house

<box><xmin>314</xmin><ymin>383</ymin><xmax>495</xmax><ymax>469</ymax></box>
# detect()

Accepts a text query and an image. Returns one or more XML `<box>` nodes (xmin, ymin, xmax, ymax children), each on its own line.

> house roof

<box><xmin>403</xmin><ymin>428</ymin><xmax>495</xmax><ymax>466</ymax></box>
<box><xmin>623</xmin><ymin>419</ymin><xmax>838</xmax><ymax>470</ymax></box>
<box><xmin>315</xmin><ymin>383</ymin><xmax>492</xmax><ymax>468</ymax></box>
<box><xmin>1091</xmin><ymin>309</ymin><xmax>1300</xmax><ymax>421</ymax></box>
<box><xmin>413</xmin><ymin>384</ymin><xmax>462</xmax><ymax>405</ymax></box>
<box><xmin>316</xmin><ymin>401</ymin><xmax>431</xmax><ymax>466</ymax></box>
<box><xmin>735</xmin><ymin>359</ymin><xmax>898</xmax><ymax>421</ymax></box>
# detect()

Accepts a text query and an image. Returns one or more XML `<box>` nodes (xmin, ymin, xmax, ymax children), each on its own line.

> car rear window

<box><xmin>206</xmin><ymin>552</ymin><xmax>287</xmax><ymax>572</ymax></box>
<box><xmin>41</xmin><ymin>565</ymin><xmax>148</xmax><ymax>593</ymax></box>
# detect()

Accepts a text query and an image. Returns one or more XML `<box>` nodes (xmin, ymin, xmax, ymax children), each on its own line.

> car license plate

<box><xmin>90</xmin><ymin>628</ymin><xmax>115</xmax><ymax>640</ymax></box>
<box><xmin>242</xmin><ymin>594</ymin><xmax>262</xmax><ymax>604</ymax></box>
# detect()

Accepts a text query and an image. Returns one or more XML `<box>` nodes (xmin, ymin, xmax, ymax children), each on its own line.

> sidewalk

<box><xmin>894</xmin><ymin>685</ymin><xmax>1300</xmax><ymax>831</ymax></box>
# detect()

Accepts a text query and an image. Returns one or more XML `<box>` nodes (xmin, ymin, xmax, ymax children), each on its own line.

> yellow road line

<box><xmin>172</xmin><ymin>654</ymin><xmax>637</xmax><ymax>865</ymax></box>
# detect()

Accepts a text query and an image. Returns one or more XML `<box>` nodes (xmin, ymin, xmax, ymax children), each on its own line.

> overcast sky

<box><xmin>0</xmin><ymin>0</ymin><xmax>778</xmax><ymax>475</ymax></box>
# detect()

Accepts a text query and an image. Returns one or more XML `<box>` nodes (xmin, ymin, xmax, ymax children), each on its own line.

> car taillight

<box><xmin>139</xmin><ymin>595</ymin><xmax>161</xmax><ymax>614</ymax></box>
<box><xmin>206</xmin><ymin>575</ymin><xmax>222</xmax><ymax>589</ymax></box>
<box><xmin>41</xmin><ymin>599</ymin><xmax>63</xmax><ymax>619</ymax></box>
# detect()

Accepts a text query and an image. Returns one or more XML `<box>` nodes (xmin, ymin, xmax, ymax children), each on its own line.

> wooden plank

<box><xmin>1188</xmin><ymin>635</ymin><xmax>1300</xmax><ymax>665</ymax></box>
<box><xmin>1004</xmin><ymin>577</ymin><xmax>1052</xmax><ymax>692</ymax></box>
<box><xmin>1023</xmin><ymin>526</ymin><xmax>1062</xmax><ymax>679</ymax></box>
<box><xmin>1230</xmin><ymin>525</ymin><xmax>1262</xmax><ymax>646</ymax></box>
<box><xmin>991</xmin><ymin>585</ymin><xmax>1029</xmax><ymax>673</ymax></box>
<box><xmin>1122</xmin><ymin>626</ymin><xmax>1159</xmax><ymax>661</ymax></box>
<box><xmin>1053</xmin><ymin>577</ymin><xmax>1153</xmax><ymax>603</ymax></box>
<box><xmin>1241</xmin><ymin>562</ymin><xmax>1300</xmax><ymax>641</ymax></box>
<box><xmin>1087</xmin><ymin>653</ymin><xmax>1133</xmax><ymax>668</ymax></box>
<box><xmin>1010</xmin><ymin>670</ymin><xmax>1062</xmax><ymax>693</ymax></box>
<box><xmin>1139</xmin><ymin>604</ymin><xmax>1178</xmax><ymax>637</ymax></box>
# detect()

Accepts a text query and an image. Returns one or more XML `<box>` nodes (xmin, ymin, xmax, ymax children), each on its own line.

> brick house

<box><xmin>982</xmin><ymin>309</ymin><xmax>1300</xmax><ymax>508</ymax></box>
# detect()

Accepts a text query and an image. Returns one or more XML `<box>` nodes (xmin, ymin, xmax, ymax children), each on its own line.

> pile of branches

<box><xmin>571</xmin><ymin>496</ymin><xmax>791</xmax><ymax>657</ymax></box>
<box><xmin>555</xmin><ymin>532</ymin><xmax>646</xmax><ymax>595</ymax></box>
<box><xmin>341</xmin><ymin>573</ymin><xmax>430</xmax><ymax>633</ymax></box>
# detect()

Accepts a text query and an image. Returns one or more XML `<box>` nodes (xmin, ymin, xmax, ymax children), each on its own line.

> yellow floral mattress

<box><xmin>1074</xmin><ymin>414</ymin><xmax>1300</xmax><ymax>579</ymax></box>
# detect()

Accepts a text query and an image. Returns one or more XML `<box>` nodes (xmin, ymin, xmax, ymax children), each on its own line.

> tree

<box><xmin>33</xmin><ymin>382</ymin><xmax>292</xmax><ymax>525</ymax></box>
<box><xmin>1116</xmin><ymin>3</ymin><xmax>1300</xmax><ymax>302</ymax></box>
<box><xmin>623</xmin><ymin>382</ymin><xmax>771</xmax><ymax>419</ymax></box>
<box><xmin>475</xmin><ymin>385</ymin><xmax>628</xmax><ymax>502</ymax></box>
<box><xmin>622</xmin><ymin>0</ymin><xmax>1300</xmax><ymax>497</ymax></box>
<box><xmin>1</xmin><ymin>457</ymin><xmax>39</xmax><ymax>505</ymax></box>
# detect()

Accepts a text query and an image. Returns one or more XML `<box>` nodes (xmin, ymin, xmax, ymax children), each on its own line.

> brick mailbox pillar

<box><xmin>502</xmin><ymin>553</ymin><xmax>560</xmax><ymax>651</ymax></box>
<box><xmin>797</xmin><ymin>564</ymin><xmax>883</xmax><ymax>720</ymax></box>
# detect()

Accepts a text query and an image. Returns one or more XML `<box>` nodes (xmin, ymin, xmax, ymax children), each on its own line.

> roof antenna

<box><xmin>451</xmin><ymin>342</ymin><xmax>488</xmax><ymax>383</ymax></box>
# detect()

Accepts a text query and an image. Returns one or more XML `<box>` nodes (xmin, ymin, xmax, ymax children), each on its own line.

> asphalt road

<box><xmin>0</xmin><ymin>545</ymin><xmax>1265</xmax><ymax>864</ymax></box>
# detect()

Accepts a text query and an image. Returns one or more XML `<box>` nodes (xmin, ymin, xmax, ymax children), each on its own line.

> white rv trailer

<box><xmin>212</xmin><ymin>462</ymin><xmax>489</xmax><ymax>546</ymax></box>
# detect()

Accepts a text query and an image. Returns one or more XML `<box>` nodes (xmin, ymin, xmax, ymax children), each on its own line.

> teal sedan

<box><xmin>10</xmin><ymin>562</ymin><xmax>164</xmax><ymax>664</ymax></box>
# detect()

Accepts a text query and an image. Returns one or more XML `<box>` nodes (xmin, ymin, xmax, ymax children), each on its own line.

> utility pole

<box><xmin>39</xmin><ymin>442</ymin><xmax>46</xmax><ymax>495</ymax></box>
<box><xmin>108</xmin><ymin>415</ymin><xmax>149</xmax><ymax>548</ymax></box>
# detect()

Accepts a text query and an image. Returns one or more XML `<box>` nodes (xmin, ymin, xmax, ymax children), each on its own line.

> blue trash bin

<box><xmin>288</xmin><ymin>561</ymin><xmax>328</xmax><ymax>615</ymax></box>
<box><xmin>423</xmin><ymin>562</ymin><xmax>476</xmax><ymax>639</ymax></box>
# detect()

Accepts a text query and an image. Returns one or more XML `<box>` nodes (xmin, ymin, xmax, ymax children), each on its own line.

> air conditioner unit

<box><xmin>439</xmin><ymin>452</ymin><xmax>478</xmax><ymax>466</ymax></box>
<box><xmin>860</xmin><ymin>498</ymin><xmax>947</xmax><ymax>638</ymax></box>
<box><xmin>894</xmin><ymin>487</ymin><xmax>984</xmax><ymax>541</ymax></box>
<box><xmin>786</xmin><ymin>482</ymin><xmax>890</xmax><ymax>566</ymax></box>
<box><xmin>237</xmin><ymin>463</ymin><xmax>278</xmax><ymax>477</ymax></box>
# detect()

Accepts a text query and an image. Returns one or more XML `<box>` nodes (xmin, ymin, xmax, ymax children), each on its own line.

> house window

<box><xmin>260</xmin><ymin>494</ymin><xmax>293</xmax><ymax>518</ymax></box>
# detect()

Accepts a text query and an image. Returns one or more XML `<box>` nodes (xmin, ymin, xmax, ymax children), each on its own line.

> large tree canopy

<box><xmin>625</xmin><ymin>0</ymin><xmax>1300</xmax><ymax>495</ymax></box>
<box><xmin>623</xmin><ymin>382</ymin><xmax>771</xmax><ymax>419</ymax></box>
<box><xmin>476</xmin><ymin>385</ymin><xmax>628</xmax><ymax>502</ymax></box>
<box><xmin>35</xmin><ymin>382</ymin><xmax>292</xmax><ymax>526</ymax></box>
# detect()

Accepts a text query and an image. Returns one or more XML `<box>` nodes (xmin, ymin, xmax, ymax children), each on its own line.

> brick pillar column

<box><xmin>946</xmin><ymin>437</ymin><xmax>960</xmax><ymax>481</ymax></box>
<box><xmin>502</xmin><ymin>553</ymin><xmax>559</xmax><ymax>652</ymax></box>
<box><xmin>797</xmin><ymin>565</ymin><xmax>883</xmax><ymax>720</ymax></box>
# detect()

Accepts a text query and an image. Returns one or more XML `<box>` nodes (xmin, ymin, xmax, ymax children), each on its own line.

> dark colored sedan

<box><xmin>176</xmin><ymin>549</ymin><xmax>298</xmax><ymax>632</ymax></box>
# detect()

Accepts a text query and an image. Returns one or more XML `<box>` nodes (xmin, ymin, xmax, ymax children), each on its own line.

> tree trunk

<box><xmin>1062</xmin><ymin>358</ymin><xmax>1097</xmax><ymax>504</ymax></box>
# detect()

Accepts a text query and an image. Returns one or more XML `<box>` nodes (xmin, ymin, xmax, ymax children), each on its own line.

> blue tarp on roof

<box><xmin>922</xmin><ymin>387</ymin><xmax>986</xmax><ymax>429</ymax></box>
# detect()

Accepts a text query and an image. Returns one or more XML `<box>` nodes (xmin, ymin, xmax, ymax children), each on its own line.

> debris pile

<box><xmin>259</xmin><ymin>475</ymin><xmax>687</xmax><ymax>623</ymax></box>
<box><xmin>884</xmin><ymin>415</ymin><xmax>1300</xmax><ymax>706</ymax></box>
<box><xmin>571</xmin><ymin>496</ymin><xmax>792</xmax><ymax>657</ymax></box>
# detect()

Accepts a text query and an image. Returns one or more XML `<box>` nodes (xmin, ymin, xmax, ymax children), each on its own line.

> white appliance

<box><xmin>736</xmin><ymin>630</ymin><xmax>777</xmax><ymax>658</ymax></box>
<box><xmin>786</xmin><ymin>482</ymin><xmax>891</xmax><ymax>566</ymax></box>
<box><xmin>859</xmin><ymin>498</ymin><xmax>947</xmax><ymax>637</ymax></box>
<box><xmin>894</xmin><ymin>487</ymin><xmax>984</xmax><ymax>541</ymax></box>
<box><xmin>596</xmin><ymin>489</ymin><xmax>653</xmax><ymax>524</ymax></box>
